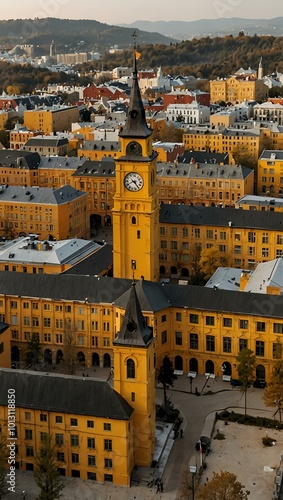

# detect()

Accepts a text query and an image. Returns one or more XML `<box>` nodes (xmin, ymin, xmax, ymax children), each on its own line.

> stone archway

<box><xmin>189</xmin><ymin>358</ymin><xmax>198</xmax><ymax>373</ymax></box>
<box><xmin>104</xmin><ymin>353</ymin><xmax>111</xmax><ymax>368</ymax></box>
<box><xmin>92</xmin><ymin>353</ymin><xmax>100</xmax><ymax>366</ymax></box>
<box><xmin>222</xmin><ymin>361</ymin><xmax>232</xmax><ymax>376</ymax></box>
<box><xmin>205</xmin><ymin>360</ymin><xmax>214</xmax><ymax>374</ymax></box>
<box><xmin>77</xmin><ymin>351</ymin><xmax>85</xmax><ymax>365</ymax></box>
<box><xmin>175</xmin><ymin>355</ymin><xmax>183</xmax><ymax>371</ymax></box>
<box><xmin>44</xmin><ymin>349</ymin><xmax>52</xmax><ymax>364</ymax></box>
<box><xmin>56</xmin><ymin>350</ymin><xmax>63</xmax><ymax>364</ymax></box>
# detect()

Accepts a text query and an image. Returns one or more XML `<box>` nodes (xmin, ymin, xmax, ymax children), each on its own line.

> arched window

<box><xmin>127</xmin><ymin>358</ymin><xmax>135</xmax><ymax>379</ymax></box>
<box><xmin>132</xmin><ymin>216</ymin><xmax>136</xmax><ymax>224</ymax></box>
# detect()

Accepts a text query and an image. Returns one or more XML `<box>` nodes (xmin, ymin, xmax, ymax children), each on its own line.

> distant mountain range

<box><xmin>119</xmin><ymin>17</ymin><xmax>283</xmax><ymax>40</ymax></box>
<box><xmin>0</xmin><ymin>18</ymin><xmax>176</xmax><ymax>54</ymax></box>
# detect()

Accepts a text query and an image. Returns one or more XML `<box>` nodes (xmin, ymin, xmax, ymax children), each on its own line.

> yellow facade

<box><xmin>0</xmin><ymin>187</ymin><xmax>89</xmax><ymax>240</ymax></box>
<box><xmin>24</xmin><ymin>107</ymin><xmax>79</xmax><ymax>134</ymax></box>
<box><xmin>112</xmin><ymin>135</ymin><xmax>159</xmax><ymax>281</ymax></box>
<box><xmin>157</xmin><ymin>165</ymin><xmax>254</xmax><ymax>207</ymax></box>
<box><xmin>0</xmin><ymin>274</ymin><xmax>281</xmax><ymax>386</ymax></box>
<box><xmin>183</xmin><ymin>128</ymin><xmax>263</xmax><ymax>163</ymax></box>
<box><xmin>257</xmin><ymin>151</ymin><xmax>283</xmax><ymax>196</ymax></box>
<box><xmin>210</xmin><ymin>77</ymin><xmax>268</xmax><ymax>104</ymax></box>
<box><xmin>0</xmin><ymin>111</ymin><xmax>9</xmax><ymax>130</ymax></box>
<box><xmin>0</xmin><ymin>382</ymin><xmax>134</xmax><ymax>485</ymax></box>
<box><xmin>159</xmin><ymin>207</ymin><xmax>283</xmax><ymax>275</ymax></box>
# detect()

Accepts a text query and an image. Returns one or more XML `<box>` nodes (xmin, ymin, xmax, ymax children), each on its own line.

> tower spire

<box><xmin>119</xmin><ymin>32</ymin><xmax>151</xmax><ymax>138</ymax></box>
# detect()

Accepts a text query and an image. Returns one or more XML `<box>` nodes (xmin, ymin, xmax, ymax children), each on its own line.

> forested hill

<box><xmin>81</xmin><ymin>35</ymin><xmax>283</xmax><ymax>79</ymax></box>
<box><xmin>1</xmin><ymin>35</ymin><xmax>283</xmax><ymax>94</ymax></box>
<box><xmin>0</xmin><ymin>18</ymin><xmax>175</xmax><ymax>54</ymax></box>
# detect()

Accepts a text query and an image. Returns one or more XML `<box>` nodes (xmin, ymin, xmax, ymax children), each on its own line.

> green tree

<box><xmin>0</xmin><ymin>434</ymin><xmax>8</xmax><ymax>499</ymax></box>
<box><xmin>263</xmin><ymin>342</ymin><xmax>283</xmax><ymax>422</ymax></box>
<box><xmin>188</xmin><ymin>243</ymin><xmax>205</xmax><ymax>285</ymax></box>
<box><xmin>0</xmin><ymin>129</ymin><xmax>9</xmax><ymax>148</ymax></box>
<box><xmin>236</xmin><ymin>348</ymin><xmax>256</xmax><ymax>415</ymax></box>
<box><xmin>157</xmin><ymin>355</ymin><xmax>177</xmax><ymax>405</ymax></box>
<box><xmin>26</xmin><ymin>333</ymin><xmax>41</xmax><ymax>369</ymax></box>
<box><xmin>199</xmin><ymin>247</ymin><xmax>227</xmax><ymax>281</ymax></box>
<box><xmin>197</xmin><ymin>470</ymin><xmax>249</xmax><ymax>500</ymax></box>
<box><xmin>34</xmin><ymin>434</ymin><xmax>64</xmax><ymax>500</ymax></box>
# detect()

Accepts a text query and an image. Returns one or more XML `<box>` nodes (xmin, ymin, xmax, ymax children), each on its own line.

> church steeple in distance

<box><xmin>119</xmin><ymin>32</ymin><xmax>152</xmax><ymax>139</ymax></box>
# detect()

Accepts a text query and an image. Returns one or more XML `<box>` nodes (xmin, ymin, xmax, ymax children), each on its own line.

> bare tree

<box><xmin>60</xmin><ymin>319</ymin><xmax>79</xmax><ymax>375</ymax></box>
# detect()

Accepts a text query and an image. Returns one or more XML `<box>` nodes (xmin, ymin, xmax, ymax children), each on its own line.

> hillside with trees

<box><xmin>82</xmin><ymin>34</ymin><xmax>283</xmax><ymax>79</ymax></box>
<box><xmin>1</xmin><ymin>35</ymin><xmax>283</xmax><ymax>95</ymax></box>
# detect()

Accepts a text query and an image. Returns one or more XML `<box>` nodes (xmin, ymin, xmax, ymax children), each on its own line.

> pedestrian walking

<box><xmin>156</xmin><ymin>480</ymin><xmax>161</xmax><ymax>493</ymax></box>
<box><xmin>160</xmin><ymin>481</ymin><xmax>164</xmax><ymax>492</ymax></box>
<box><xmin>180</xmin><ymin>428</ymin><xmax>183</xmax><ymax>438</ymax></box>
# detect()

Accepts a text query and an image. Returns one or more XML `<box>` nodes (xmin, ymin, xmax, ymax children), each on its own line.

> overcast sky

<box><xmin>2</xmin><ymin>0</ymin><xmax>282</xmax><ymax>24</ymax></box>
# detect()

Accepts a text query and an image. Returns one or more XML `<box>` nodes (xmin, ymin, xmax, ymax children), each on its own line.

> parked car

<box><xmin>230</xmin><ymin>379</ymin><xmax>243</xmax><ymax>388</ymax></box>
<box><xmin>195</xmin><ymin>436</ymin><xmax>211</xmax><ymax>453</ymax></box>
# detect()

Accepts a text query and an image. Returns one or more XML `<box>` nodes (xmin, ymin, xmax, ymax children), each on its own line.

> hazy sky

<box><xmin>1</xmin><ymin>0</ymin><xmax>282</xmax><ymax>24</ymax></box>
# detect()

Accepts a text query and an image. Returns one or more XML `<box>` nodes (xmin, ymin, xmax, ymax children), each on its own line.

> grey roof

<box><xmin>115</xmin><ymin>279</ymin><xmax>171</xmax><ymax>312</ymax></box>
<box><xmin>205</xmin><ymin>267</ymin><xmax>244</xmax><ymax>291</ymax></box>
<box><xmin>24</xmin><ymin>137</ymin><xmax>68</xmax><ymax>147</ymax></box>
<box><xmin>184</xmin><ymin>126</ymin><xmax>261</xmax><ymax>137</ymax></box>
<box><xmin>259</xmin><ymin>150</ymin><xmax>283</xmax><ymax>160</ymax></box>
<box><xmin>0</xmin><ymin>237</ymin><xmax>103</xmax><ymax>266</ymax></box>
<box><xmin>63</xmin><ymin>243</ymin><xmax>113</xmax><ymax>276</ymax></box>
<box><xmin>236</xmin><ymin>195</ymin><xmax>283</xmax><ymax>208</ymax></box>
<box><xmin>0</xmin><ymin>150</ymin><xmax>40</xmax><ymax>170</ymax></box>
<box><xmin>0</xmin><ymin>369</ymin><xmax>133</xmax><ymax>420</ymax></box>
<box><xmin>72</xmin><ymin>159</ymin><xmax>115</xmax><ymax>178</ymax></box>
<box><xmin>0</xmin><ymin>184</ymin><xmax>86</xmax><ymax>205</ymax></box>
<box><xmin>156</xmin><ymin>163</ymin><xmax>252</xmax><ymax>180</ymax></box>
<box><xmin>244</xmin><ymin>259</ymin><xmax>283</xmax><ymax>294</ymax></box>
<box><xmin>177</xmin><ymin>150</ymin><xmax>229</xmax><ymax>165</ymax></box>
<box><xmin>39</xmin><ymin>156</ymin><xmax>87</xmax><ymax>171</ymax></box>
<box><xmin>114</xmin><ymin>283</ymin><xmax>153</xmax><ymax>347</ymax></box>
<box><xmin>80</xmin><ymin>140</ymin><xmax>120</xmax><ymax>152</ymax></box>
<box><xmin>0</xmin><ymin>272</ymin><xmax>130</xmax><ymax>303</ymax></box>
<box><xmin>159</xmin><ymin>204</ymin><xmax>283</xmax><ymax>231</ymax></box>
<box><xmin>1</xmin><ymin>273</ymin><xmax>283</xmax><ymax>318</ymax></box>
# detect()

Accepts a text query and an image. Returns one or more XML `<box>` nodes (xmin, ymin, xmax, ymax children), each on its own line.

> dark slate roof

<box><xmin>177</xmin><ymin>150</ymin><xmax>229</xmax><ymax>165</ymax></box>
<box><xmin>0</xmin><ymin>369</ymin><xmax>133</xmax><ymax>420</ymax></box>
<box><xmin>0</xmin><ymin>321</ymin><xmax>9</xmax><ymax>334</ymax></box>
<box><xmin>115</xmin><ymin>279</ymin><xmax>171</xmax><ymax>312</ymax></box>
<box><xmin>63</xmin><ymin>243</ymin><xmax>113</xmax><ymax>276</ymax></box>
<box><xmin>80</xmin><ymin>141</ymin><xmax>120</xmax><ymax>152</ymax></box>
<box><xmin>0</xmin><ymin>185</ymin><xmax>86</xmax><ymax>205</ymax></box>
<box><xmin>24</xmin><ymin>137</ymin><xmax>68</xmax><ymax>147</ymax></box>
<box><xmin>159</xmin><ymin>204</ymin><xmax>283</xmax><ymax>231</ymax></box>
<box><xmin>160</xmin><ymin>283</ymin><xmax>283</xmax><ymax>319</ymax></box>
<box><xmin>259</xmin><ymin>150</ymin><xmax>283</xmax><ymax>160</ymax></box>
<box><xmin>119</xmin><ymin>53</ymin><xmax>152</xmax><ymax>139</ymax></box>
<box><xmin>72</xmin><ymin>159</ymin><xmax>115</xmax><ymax>178</ymax></box>
<box><xmin>0</xmin><ymin>150</ymin><xmax>40</xmax><ymax>170</ymax></box>
<box><xmin>156</xmin><ymin>163</ymin><xmax>252</xmax><ymax>180</ymax></box>
<box><xmin>0</xmin><ymin>272</ymin><xmax>130</xmax><ymax>303</ymax></box>
<box><xmin>1</xmin><ymin>272</ymin><xmax>283</xmax><ymax>319</ymax></box>
<box><xmin>113</xmin><ymin>283</ymin><xmax>153</xmax><ymax>347</ymax></box>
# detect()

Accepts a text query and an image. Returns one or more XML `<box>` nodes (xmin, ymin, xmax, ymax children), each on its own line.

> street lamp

<box><xmin>189</xmin><ymin>465</ymin><xmax>197</xmax><ymax>500</ymax></box>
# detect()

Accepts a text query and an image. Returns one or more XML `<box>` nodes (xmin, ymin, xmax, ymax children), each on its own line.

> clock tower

<box><xmin>112</xmin><ymin>42</ymin><xmax>159</xmax><ymax>282</ymax></box>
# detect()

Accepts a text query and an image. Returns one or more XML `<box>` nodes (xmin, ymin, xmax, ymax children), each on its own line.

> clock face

<box><xmin>124</xmin><ymin>172</ymin><xmax>144</xmax><ymax>192</ymax></box>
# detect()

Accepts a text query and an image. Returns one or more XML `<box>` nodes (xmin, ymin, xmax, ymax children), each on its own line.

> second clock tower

<box><xmin>112</xmin><ymin>47</ymin><xmax>159</xmax><ymax>282</ymax></box>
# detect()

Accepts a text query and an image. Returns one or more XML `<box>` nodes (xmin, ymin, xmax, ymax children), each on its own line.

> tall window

<box><xmin>127</xmin><ymin>359</ymin><xmax>135</xmax><ymax>379</ymax></box>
